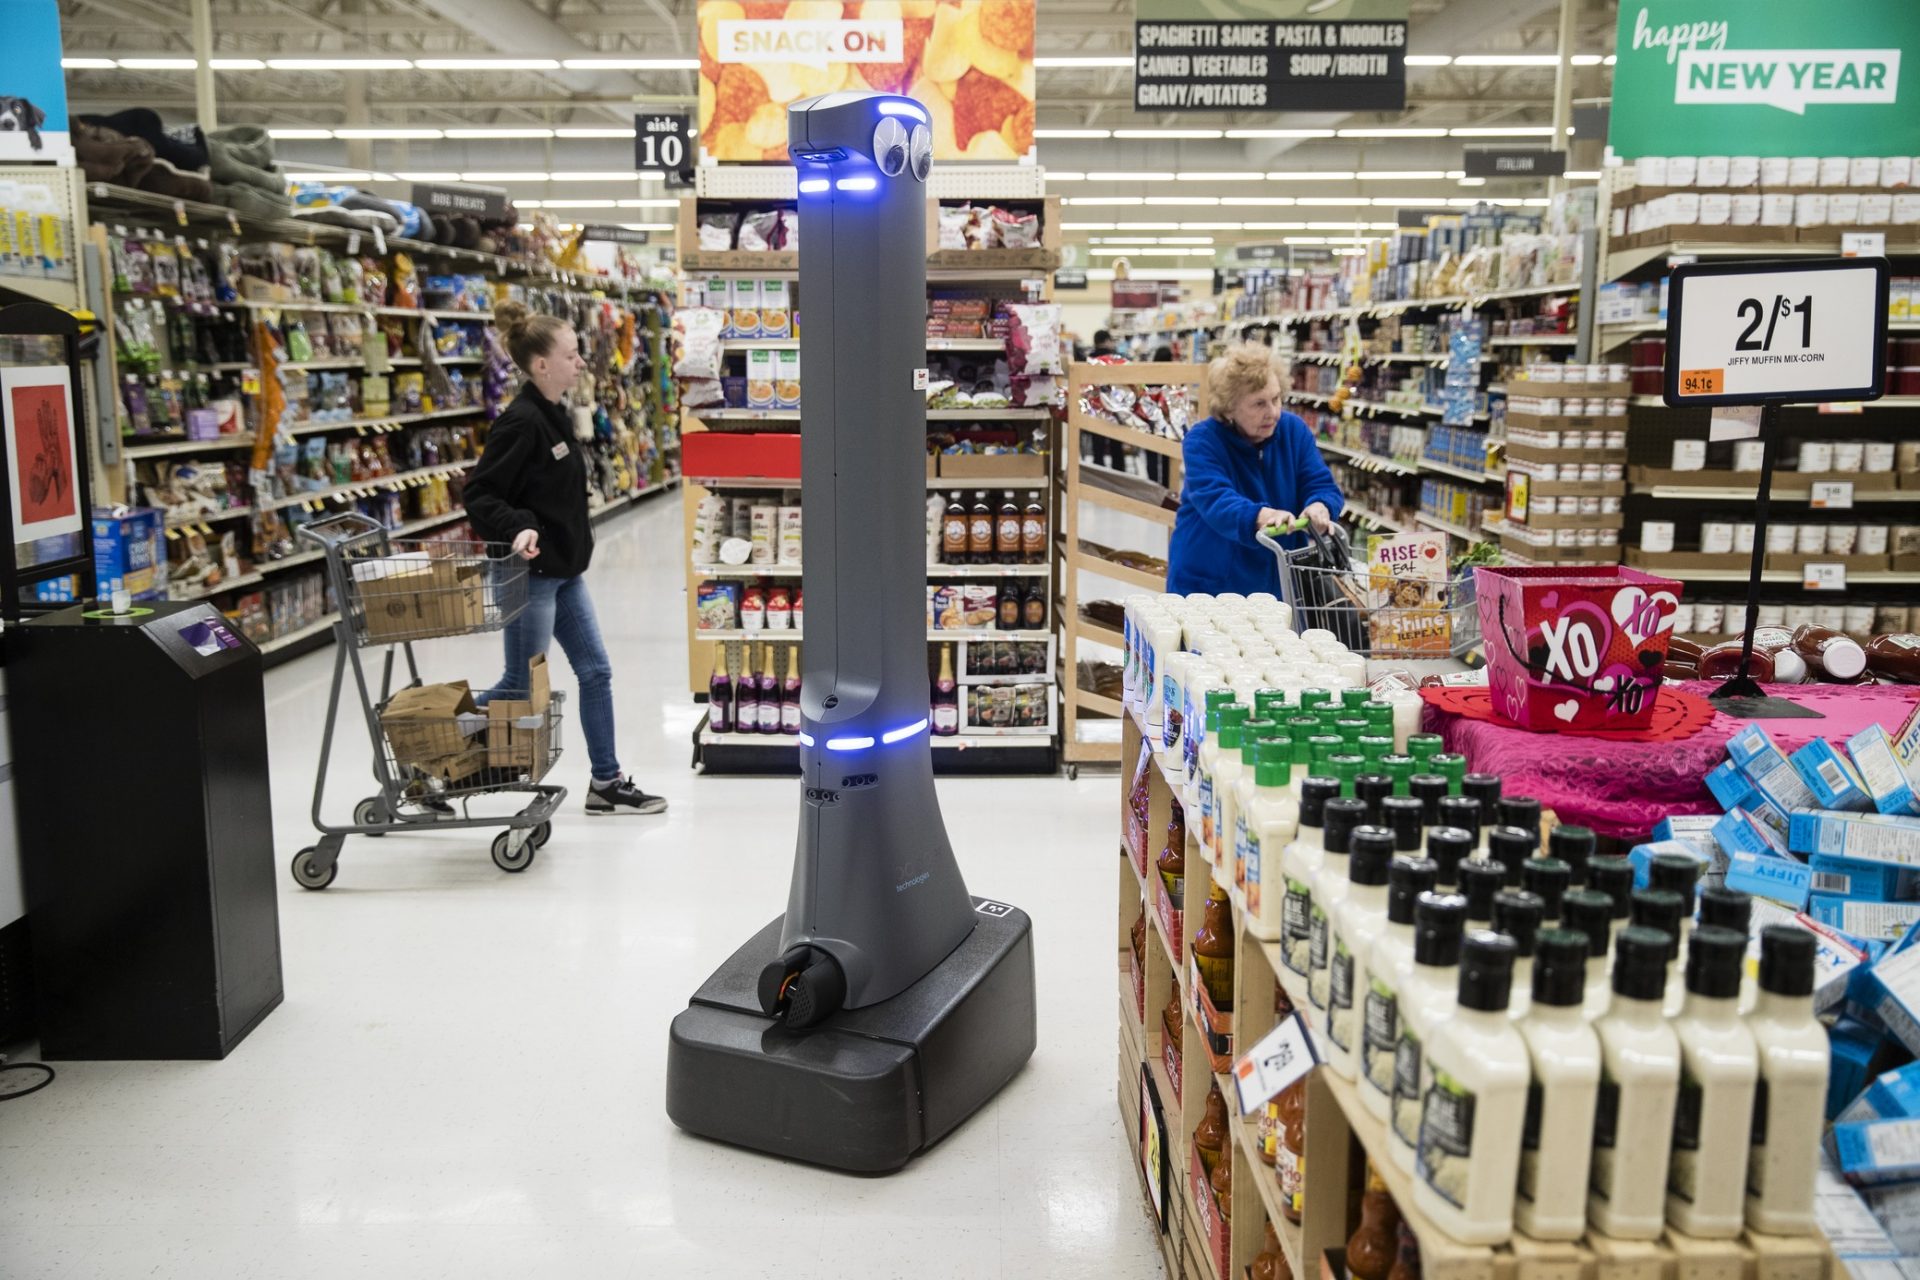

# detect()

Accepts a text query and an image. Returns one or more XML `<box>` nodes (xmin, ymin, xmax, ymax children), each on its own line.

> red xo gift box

<box><xmin>1474</xmin><ymin>564</ymin><xmax>1683</xmax><ymax>733</ymax></box>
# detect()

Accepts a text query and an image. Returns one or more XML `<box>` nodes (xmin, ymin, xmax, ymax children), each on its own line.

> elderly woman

<box><xmin>1167</xmin><ymin>342</ymin><xmax>1345</xmax><ymax>596</ymax></box>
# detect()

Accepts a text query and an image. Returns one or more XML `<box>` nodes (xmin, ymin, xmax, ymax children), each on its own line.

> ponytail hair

<box><xmin>494</xmin><ymin>299</ymin><xmax>571</xmax><ymax>372</ymax></box>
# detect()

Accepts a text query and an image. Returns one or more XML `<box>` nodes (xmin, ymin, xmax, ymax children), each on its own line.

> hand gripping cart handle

<box><xmin>285</xmin><ymin>513</ymin><xmax>568</xmax><ymax>890</ymax></box>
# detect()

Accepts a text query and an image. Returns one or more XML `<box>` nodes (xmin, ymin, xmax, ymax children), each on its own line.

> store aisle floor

<box><xmin>0</xmin><ymin>493</ymin><xmax>1162</xmax><ymax>1280</ymax></box>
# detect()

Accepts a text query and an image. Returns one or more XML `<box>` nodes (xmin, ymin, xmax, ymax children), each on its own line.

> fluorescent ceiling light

<box><xmin>415</xmin><ymin>58</ymin><xmax>559</xmax><ymax>70</ymax></box>
<box><xmin>1145</xmin><ymin>196</ymin><xmax>1217</xmax><ymax>205</ymax></box>
<box><xmin>117</xmin><ymin>57</ymin><xmax>197</xmax><ymax>70</ymax></box>
<box><xmin>1335</xmin><ymin>247</ymin><xmax>1368</xmax><ymax>256</ymax></box>
<box><xmin>617</xmin><ymin>223</ymin><xmax>674</xmax><ymax>231</ymax></box>
<box><xmin>1089</xmin><ymin>247</ymin><xmax>1214</xmax><ymax>257</ymax></box>
<box><xmin>1178</xmin><ymin>172</ymin><xmax>1267</xmax><ymax>183</ymax></box>
<box><xmin>1265</xmin><ymin>171</ymin><xmax>1356</xmax><ymax>181</ymax></box>
<box><xmin>1241</xmin><ymin>221</ymin><xmax>1305</xmax><ymax>230</ymax></box>
<box><xmin>1453</xmin><ymin>54</ymin><xmax>1561</xmax><ymax>66</ymax></box>
<box><xmin>1045</xmin><ymin>172</ymin><xmax>1086</xmax><ymax>182</ymax></box>
<box><xmin>1356</xmin><ymin>171</ymin><xmax>1448</xmax><ymax>181</ymax></box>
<box><xmin>269</xmin><ymin>128</ymin><xmax>334</xmax><ymax>140</ymax></box>
<box><xmin>1571</xmin><ymin>54</ymin><xmax>1605</xmax><ymax>66</ymax></box>
<box><xmin>616</xmin><ymin>198</ymin><xmax>680</xmax><ymax>208</ymax></box>
<box><xmin>1035</xmin><ymin>55</ymin><xmax>1135</xmax><ymax>68</ymax></box>
<box><xmin>1060</xmin><ymin>222</ymin><xmax>1117</xmax><ymax>230</ymax></box>
<box><xmin>1565</xmin><ymin>170</ymin><xmax>1601</xmax><ymax>180</ymax></box>
<box><xmin>1451</xmin><ymin>125</ymin><xmax>1555</xmax><ymax>137</ymax></box>
<box><xmin>1179</xmin><ymin>222</ymin><xmax>1245</xmax><ymax>230</ymax></box>
<box><xmin>1296</xmin><ymin>196</ymin><xmax>1365</xmax><ymax>206</ymax></box>
<box><xmin>1404</xmin><ymin>55</ymin><xmax>1453</xmax><ymax>67</ymax></box>
<box><xmin>1156</xmin><ymin>237</ymin><xmax>1214</xmax><ymax>244</ymax></box>
<box><xmin>1227</xmin><ymin>129</ymin><xmax>1335</xmax><ymax>139</ymax></box>
<box><xmin>555</xmin><ymin>127</ymin><xmax>636</xmax><ymax>139</ymax></box>
<box><xmin>61</xmin><ymin>57</ymin><xmax>117</xmax><ymax>69</ymax></box>
<box><xmin>209</xmin><ymin>58</ymin><xmax>266</xmax><ymax>70</ymax></box>
<box><xmin>445</xmin><ymin>127</ymin><xmax>554</xmax><ymax>139</ymax></box>
<box><xmin>1035</xmin><ymin>128</ymin><xmax>1112</xmax><ymax>139</ymax></box>
<box><xmin>268</xmin><ymin>58</ymin><xmax>414</xmax><ymax>70</ymax></box>
<box><xmin>1086</xmin><ymin>172</ymin><xmax>1175</xmax><ymax>182</ymax></box>
<box><xmin>1112</xmin><ymin>128</ymin><xmax>1223</xmax><ymax>139</ymax></box>
<box><xmin>548</xmin><ymin>171</ymin><xmax>641</xmax><ymax>182</ymax></box>
<box><xmin>460</xmin><ymin>171</ymin><xmax>548</xmax><ymax>182</ymax></box>
<box><xmin>515</xmin><ymin>199</ymin><xmax>544</xmax><ymax>208</ymax></box>
<box><xmin>1457</xmin><ymin>177</ymin><xmax>1488</xmax><ymax>186</ymax></box>
<box><xmin>561</xmin><ymin>57</ymin><xmax>699</xmax><ymax>69</ymax></box>
<box><xmin>393</xmin><ymin>170</ymin><xmax>462</xmax><ymax>181</ymax></box>
<box><xmin>1338</xmin><ymin>127</ymin><xmax>1447</xmax><ymax>138</ymax></box>
<box><xmin>1065</xmin><ymin>197</ymin><xmax>1145</xmax><ymax>206</ymax></box>
<box><xmin>1370</xmin><ymin>194</ymin><xmax>1443</xmax><ymax>205</ymax></box>
<box><xmin>1220</xmin><ymin>196</ymin><xmax>1298</xmax><ymax>206</ymax></box>
<box><xmin>334</xmin><ymin>127</ymin><xmax>443</xmax><ymax>139</ymax></box>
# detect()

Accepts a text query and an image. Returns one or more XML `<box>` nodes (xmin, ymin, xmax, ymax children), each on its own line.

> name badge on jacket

<box><xmin>551</xmin><ymin>442</ymin><xmax>570</xmax><ymax>460</ymax></box>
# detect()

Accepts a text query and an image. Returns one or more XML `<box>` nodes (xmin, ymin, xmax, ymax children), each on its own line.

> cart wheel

<box><xmin>492</xmin><ymin>830</ymin><xmax>537</xmax><ymax>873</ymax></box>
<box><xmin>1065</xmin><ymin>763</ymin><xmax>1079</xmax><ymax>781</ymax></box>
<box><xmin>290</xmin><ymin>847</ymin><xmax>337</xmax><ymax>890</ymax></box>
<box><xmin>354</xmin><ymin>797</ymin><xmax>389</xmax><ymax>835</ymax></box>
<box><xmin>530</xmin><ymin>821</ymin><xmax>552</xmax><ymax>848</ymax></box>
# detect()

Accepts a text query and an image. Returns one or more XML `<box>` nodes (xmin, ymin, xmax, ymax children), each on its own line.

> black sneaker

<box><xmin>586</xmin><ymin>776</ymin><xmax>668</xmax><ymax>816</ymax></box>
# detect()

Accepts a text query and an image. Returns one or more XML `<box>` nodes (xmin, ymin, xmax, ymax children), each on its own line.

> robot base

<box><xmin>666</xmin><ymin>899</ymin><xmax>1035</xmax><ymax>1173</ymax></box>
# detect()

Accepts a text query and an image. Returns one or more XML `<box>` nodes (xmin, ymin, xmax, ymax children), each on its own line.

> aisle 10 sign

<box><xmin>1664</xmin><ymin>258</ymin><xmax>1890</xmax><ymax>406</ymax></box>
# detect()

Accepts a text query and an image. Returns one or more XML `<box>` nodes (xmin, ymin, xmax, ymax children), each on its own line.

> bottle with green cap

<box><xmin>1415</xmin><ymin>930</ymin><xmax>1530</xmax><ymax>1245</ymax></box>
<box><xmin>1286</xmin><ymin>716</ymin><xmax>1319</xmax><ymax>795</ymax></box>
<box><xmin>1196</xmin><ymin>701</ymin><xmax>1247</xmax><ymax>871</ymax></box>
<box><xmin>1300</xmin><ymin>687</ymin><xmax>1333</xmax><ymax>711</ymax></box>
<box><xmin>1220</xmin><ymin>718</ymin><xmax>1274</xmax><ymax>898</ymax></box>
<box><xmin>1328</xmin><ymin>825</ymin><xmax>1395</xmax><ymax>1081</ymax></box>
<box><xmin>1358</xmin><ymin>734</ymin><xmax>1395</xmax><ymax>767</ymax></box>
<box><xmin>1363</xmin><ymin>855</ymin><xmax>1438</xmax><ymax>1120</ymax></box>
<box><xmin>1513</xmin><ymin>928</ymin><xmax>1601</xmax><ymax>1241</ymax></box>
<box><xmin>1309</xmin><ymin>797</ymin><xmax>1368</xmax><ymax>1035</ymax></box>
<box><xmin>1390</xmin><ymin>892</ymin><xmax>1469</xmax><ymax>1174</ymax></box>
<box><xmin>1589</xmin><ymin>926</ymin><xmax>1682</xmax><ymax>1240</ymax></box>
<box><xmin>1341</xmin><ymin>686</ymin><xmax>1371</xmax><ymax>711</ymax></box>
<box><xmin>1433</xmin><ymin>752</ymin><xmax>1468</xmax><ymax>795</ymax></box>
<box><xmin>1666</xmin><ymin>925</ymin><xmax>1758</xmax><ymax>1238</ymax></box>
<box><xmin>1407</xmin><ymin>733</ymin><xmax>1444</xmax><ymax>763</ymax></box>
<box><xmin>1278</xmin><ymin>777</ymin><xmax>1343</xmax><ymax>993</ymax></box>
<box><xmin>1745</xmin><ymin>925</ymin><xmax>1827</xmax><ymax>1235</ymax></box>
<box><xmin>1186</xmin><ymin>686</ymin><xmax>1235</xmax><ymax>799</ymax></box>
<box><xmin>1245</xmin><ymin>740</ymin><xmax>1299</xmax><ymax>944</ymax></box>
<box><xmin>1329</xmin><ymin>752</ymin><xmax>1365</xmax><ymax>799</ymax></box>
<box><xmin>1254</xmin><ymin>688</ymin><xmax>1289</xmax><ymax>722</ymax></box>
<box><xmin>1362</xmin><ymin>699</ymin><xmax>1395</xmax><ymax>734</ymax></box>
<box><xmin>1381</xmin><ymin>753</ymin><xmax>1416</xmax><ymax>796</ymax></box>
<box><xmin>1335</xmin><ymin>716</ymin><xmax>1368</xmax><ymax>748</ymax></box>
<box><xmin>1308</xmin><ymin>734</ymin><xmax>1344</xmax><ymax>778</ymax></box>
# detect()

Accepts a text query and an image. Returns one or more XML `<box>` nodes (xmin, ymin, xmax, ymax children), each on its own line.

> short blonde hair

<box><xmin>1207</xmin><ymin>341</ymin><xmax>1285</xmax><ymax>416</ymax></box>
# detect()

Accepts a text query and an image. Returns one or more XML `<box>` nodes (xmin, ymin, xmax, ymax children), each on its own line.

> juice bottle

<box><xmin>1745</xmin><ymin>926</ymin><xmax>1828</xmax><ymax>1235</ymax></box>
<box><xmin>1390</xmin><ymin>893</ymin><xmax>1467</xmax><ymax>1174</ymax></box>
<box><xmin>1361</xmin><ymin>855</ymin><xmax>1436</xmax><ymax>1119</ymax></box>
<box><xmin>1588</xmin><ymin>927</ymin><xmax>1682</xmax><ymax>1239</ymax></box>
<box><xmin>1307</xmin><ymin>798</ymin><xmax>1366</xmax><ymax>1033</ymax></box>
<box><xmin>1244</xmin><ymin>743</ymin><xmax>1297</xmax><ymax>943</ymax></box>
<box><xmin>931</xmin><ymin>645</ymin><xmax>959</xmax><ymax>736</ymax></box>
<box><xmin>1666</xmin><ymin>925</ymin><xmax>1758</xmax><ymax>1238</ymax></box>
<box><xmin>1515</xmin><ymin>929</ymin><xmax>1601</xmax><ymax>1241</ymax></box>
<box><xmin>1328</xmin><ymin>826</ymin><xmax>1393</xmax><ymax>1080</ymax></box>
<box><xmin>1278</xmin><ymin>777</ymin><xmax>1341</xmax><ymax>997</ymax></box>
<box><xmin>707</xmin><ymin>647</ymin><xmax>733</xmax><ymax>733</ymax></box>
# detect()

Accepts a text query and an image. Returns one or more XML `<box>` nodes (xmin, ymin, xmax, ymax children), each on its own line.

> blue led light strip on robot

<box><xmin>835</xmin><ymin>176</ymin><xmax>878</xmax><ymax>191</ymax></box>
<box><xmin>798</xmin><ymin>178</ymin><xmax>829</xmax><ymax>193</ymax></box>
<box><xmin>877</xmin><ymin>101</ymin><xmax>928</xmax><ymax>123</ymax></box>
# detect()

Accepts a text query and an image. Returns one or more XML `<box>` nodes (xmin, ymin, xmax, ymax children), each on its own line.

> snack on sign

<box><xmin>697</xmin><ymin>1</ymin><xmax>1036</xmax><ymax>164</ymax></box>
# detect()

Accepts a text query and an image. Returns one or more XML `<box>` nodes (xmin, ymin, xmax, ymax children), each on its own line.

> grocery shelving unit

<box><xmin>1115</xmin><ymin>700</ymin><xmax>1834</xmax><ymax>1280</ymax></box>
<box><xmin>1062</xmin><ymin>360</ymin><xmax>1207</xmax><ymax>772</ymax></box>
<box><xmin>677</xmin><ymin>167</ymin><xmax>1062</xmax><ymax>774</ymax></box>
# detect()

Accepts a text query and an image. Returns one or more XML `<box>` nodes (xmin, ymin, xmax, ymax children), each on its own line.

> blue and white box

<box><xmin>1748</xmin><ymin>753</ymin><xmax>1821</xmax><ymax>816</ymax></box>
<box><xmin>1717</xmin><ymin>807</ymin><xmax>1789</xmax><ymax>859</ymax></box>
<box><xmin>1808</xmin><ymin>896</ymin><xmax>1920</xmax><ymax>944</ymax></box>
<box><xmin>1707</xmin><ymin>759</ymin><xmax>1757</xmax><ymax>811</ymax></box>
<box><xmin>1795</xmin><ymin>739</ymin><xmax>1874</xmax><ymax>813</ymax></box>
<box><xmin>1729</xmin><ymin>724</ymin><xmax>1790</xmax><ymax>775</ymax></box>
<box><xmin>1832</xmin><ymin>1117</ymin><xmax>1920</xmax><ymax>1185</ymax></box>
<box><xmin>1792</xmin><ymin>810</ymin><xmax>1920</xmax><ymax>867</ymax></box>
<box><xmin>1629</xmin><ymin>838</ymin><xmax>1716</xmax><ymax>890</ymax></box>
<box><xmin>1850</xmin><ymin>724</ymin><xmax>1920</xmax><ymax>818</ymax></box>
<box><xmin>1811</xmin><ymin>853</ymin><xmax>1920</xmax><ymax>903</ymax></box>
<box><xmin>1727</xmin><ymin>848</ymin><xmax>1814</xmax><ymax>910</ymax></box>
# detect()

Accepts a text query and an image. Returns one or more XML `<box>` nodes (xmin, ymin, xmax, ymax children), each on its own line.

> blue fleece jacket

<box><xmin>1166</xmin><ymin>412</ymin><xmax>1344</xmax><ymax>596</ymax></box>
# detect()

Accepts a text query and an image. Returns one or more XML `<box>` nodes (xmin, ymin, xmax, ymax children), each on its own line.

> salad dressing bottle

<box><xmin>1549</xmin><ymin>824</ymin><xmax>1596</xmax><ymax>888</ymax></box>
<box><xmin>1666</xmin><ymin>925</ymin><xmax>1759</xmax><ymax>1239</ymax></box>
<box><xmin>1362</xmin><ymin>856</ymin><xmax>1438</xmax><ymax>1120</ymax></box>
<box><xmin>1588</xmin><ymin>927</ymin><xmax>1682</xmax><ymax>1240</ymax></box>
<box><xmin>1520</xmin><ymin>857</ymin><xmax>1571</xmax><ymax>925</ymax></box>
<box><xmin>1327</xmin><ymin>826</ymin><xmax>1394</xmax><ymax>1080</ymax></box>
<box><xmin>1699</xmin><ymin>887</ymin><xmax>1756</xmax><ymax>1013</ymax></box>
<box><xmin>1307</xmin><ymin>798</ymin><xmax>1367</xmax><ymax>1035</ymax></box>
<box><xmin>1390</xmin><ymin>893</ymin><xmax>1468</xmax><ymax>1174</ymax></box>
<box><xmin>1243</xmin><ymin>743</ymin><xmax>1297</xmax><ymax>943</ymax></box>
<box><xmin>1278</xmin><ymin>778</ymin><xmax>1342</xmax><ymax>999</ymax></box>
<box><xmin>1462</xmin><ymin>774</ymin><xmax>1502</xmax><ymax>855</ymax></box>
<box><xmin>1425</xmin><ymin>825</ymin><xmax>1472</xmax><ymax>892</ymax></box>
<box><xmin>1491</xmin><ymin>890</ymin><xmax>1545</xmax><ymax>1021</ymax></box>
<box><xmin>1437</xmin><ymin>795</ymin><xmax>1483</xmax><ymax>863</ymax></box>
<box><xmin>1514</xmin><ymin>929</ymin><xmax>1602</xmax><ymax>1241</ymax></box>
<box><xmin>1588</xmin><ymin>857</ymin><xmax>1636</xmax><ymax>955</ymax></box>
<box><xmin>1559</xmin><ymin>889</ymin><xmax>1617</xmax><ymax>1020</ymax></box>
<box><xmin>1745</xmin><ymin>926</ymin><xmax>1828</xmax><ymax>1235</ymax></box>
<box><xmin>1197</xmin><ymin>703</ymin><xmax>1249</xmax><ymax>870</ymax></box>
<box><xmin>1229</xmin><ymin>721</ymin><xmax>1279</xmax><ymax>905</ymax></box>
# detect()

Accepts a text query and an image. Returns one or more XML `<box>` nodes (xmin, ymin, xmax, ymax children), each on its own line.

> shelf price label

<box><xmin>1664</xmin><ymin>259</ymin><xmax>1890</xmax><ymax>407</ymax></box>
<box><xmin>1810</xmin><ymin>481</ymin><xmax>1854</xmax><ymax>510</ymax></box>
<box><xmin>1230</xmin><ymin>1010</ymin><xmax>1321</xmax><ymax>1115</ymax></box>
<box><xmin>1804</xmin><ymin>562</ymin><xmax>1848</xmax><ymax>591</ymax></box>
<box><xmin>1842</xmin><ymin>232</ymin><xmax>1886</xmax><ymax>258</ymax></box>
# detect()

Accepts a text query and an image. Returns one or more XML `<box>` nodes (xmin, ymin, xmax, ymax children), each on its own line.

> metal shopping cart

<box><xmin>1257</xmin><ymin>520</ymin><xmax>1482</xmax><ymax>662</ymax></box>
<box><xmin>287</xmin><ymin>512</ymin><xmax>567</xmax><ymax>890</ymax></box>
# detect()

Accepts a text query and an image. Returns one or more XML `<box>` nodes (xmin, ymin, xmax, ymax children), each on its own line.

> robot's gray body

<box><xmin>665</xmin><ymin>92</ymin><xmax>1036</xmax><ymax>1173</ymax></box>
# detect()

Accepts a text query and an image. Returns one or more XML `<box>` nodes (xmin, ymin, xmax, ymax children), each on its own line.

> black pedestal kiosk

<box><xmin>10</xmin><ymin>601</ymin><xmax>282</xmax><ymax>1058</ymax></box>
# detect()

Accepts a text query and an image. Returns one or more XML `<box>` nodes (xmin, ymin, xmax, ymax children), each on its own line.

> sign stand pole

<box><xmin>1710</xmin><ymin>400</ymin><xmax>1779</xmax><ymax>703</ymax></box>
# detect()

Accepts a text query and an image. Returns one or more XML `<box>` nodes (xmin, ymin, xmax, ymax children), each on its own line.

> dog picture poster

<box><xmin>1</xmin><ymin>364</ymin><xmax>83</xmax><ymax>543</ymax></box>
<box><xmin>1</xmin><ymin>0</ymin><xmax>75</xmax><ymax>165</ymax></box>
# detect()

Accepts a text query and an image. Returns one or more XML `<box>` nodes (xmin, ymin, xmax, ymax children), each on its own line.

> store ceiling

<box><xmin>58</xmin><ymin>0</ymin><xmax>1618</xmax><ymax>257</ymax></box>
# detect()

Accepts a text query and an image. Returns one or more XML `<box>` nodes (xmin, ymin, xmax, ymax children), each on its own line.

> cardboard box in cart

<box><xmin>381</xmin><ymin>680</ymin><xmax>486</xmax><ymax>786</ymax></box>
<box><xmin>353</xmin><ymin>552</ymin><xmax>488</xmax><ymax>643</ymax></box>
<box><xmin>488</xmin><ymin>653</ymin><xmax>552</xmax><ymax>776</ymax></box>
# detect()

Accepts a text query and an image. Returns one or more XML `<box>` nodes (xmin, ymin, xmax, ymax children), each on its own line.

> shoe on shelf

<box><xmin>586</xmin><ymin>776</ymin><xmax>668</xmax><ymax>817</ymax></box>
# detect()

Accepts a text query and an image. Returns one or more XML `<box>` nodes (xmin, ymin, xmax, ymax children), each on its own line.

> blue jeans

<box><xmin>485</xmin><ymin>573</ymin><xmax>619</xmax><ymax>783</ymax></box>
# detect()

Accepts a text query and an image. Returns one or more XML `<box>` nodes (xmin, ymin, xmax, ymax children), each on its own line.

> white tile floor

<box><xmin>0</xmin><ymin>494</ymin><xmax>1162</xmax><ymax>1280</ymax></box>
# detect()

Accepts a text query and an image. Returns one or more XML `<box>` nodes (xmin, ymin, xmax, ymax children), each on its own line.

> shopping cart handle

<box><xmin>1256</xmin><ymin>516</ymin><xmax>1310</xmax><ymax>549</ymax></box>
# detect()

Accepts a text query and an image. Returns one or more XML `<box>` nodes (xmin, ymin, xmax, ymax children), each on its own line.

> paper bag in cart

<box><xmin>380</xmin><ymin>681</ymin><xmax>486</xmax><ymax>787</ymax></box>
<box><xmin>488</xmin><ymin>653</ymin><xmax>552</xmax><ymax>776</ymax></box>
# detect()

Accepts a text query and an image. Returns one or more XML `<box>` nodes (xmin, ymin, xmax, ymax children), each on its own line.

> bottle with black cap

<box><xmin>1438</xmin><ymin>794</ymin><xmax>1483</xmax><ymax>859</ymax></box>
<box><xmin>1414</xmin><ymin>930</ymin><xmax>1530</xmax><ymax>1244</ymax></box>
<box><xmin>1486</xmin><ymin>827</ymin><xmax>1536</xmax><ymax>886</ymax></box>
<box><xmin>1559</xmin><ymin>889</ymin><xmax>1616</xmax><ymax>1019</ymax></box>
<box><xmin>1363</xmin><ymin>856</ymin><xmax>1438</xmax><ymax>1122</ymax></box>
<box><xmin>1667</xmin><ymin>924</ymin><xmax>1759</xmax><ymax>1238</ymax></box>
<box><xmin>1496</xmin><ymin>794</ymin><xmax>1542</xmax><ymax>841</ymax></box>
<box><xmin>1458</xmin><ymin>859</ymin><xmax>1506</xmax><ymax>930</ymax></box>
<box><xmin>1354</xmin><ymin>773</ymin><xmax>1394</xmax><ymax>826</ymax></box>
<box><xmin>1492</xmin><ymin>890</ymin><xmax>1545</xmax><ymax>1020</ymax></box>
<box><xmin>1425</xmin><ymin>826</ymin><xmax>1472</xmax><ymax>892</ymax></box>
<box><xmin>1588</xmin><ymin>855</ymin><xmax>1636</xmax><ymax>952</ymax></box>
<box><xmin>1308</xmin><ymin>797</ymin><xmax>1367</xmax><ymax>1034</ymax></box>
<box><xmin>1278</xmin><ymin>776</ymin><xmax>1342</xmax><ymax>996</ymax></box>
<box><xmin>1633</xmin><ymin>886</ymin><xmax>1689</xmax><ymax>1017</ymax></box>
<box><xmin>1382</xmin><ymin>794</ymin><xmax>1425</xmax><ymax>856</ymax></box>
<box><xmin>1462</xmin><ymin>773</ymin><xmax>1501</xmax><ymax>854</ymax></box>
<box><xmin>1245</xmin><ymin>743</ymin><xmax>1301</xmax><ymax>945</ymax></box>
<box><xmin>1521</xmin><ymin>857</ymin><xmax>1572</xmax><ymax>925</ymax></box>
<box><xmin>1327</xmin><ymin>826</ymin><xmax>1395</xmax><ymax>1081</ymax></box>
<box><xmin>1390</xmin><ymin>892</ymin><xmax>1468</xmax><ymax>1174</ymax></box>
<box><xmin>1588</xmin><ymin>926</ymin><xmax>1683</xmax><ymax>1240</ymax></box>
<box><xmin>1745</xmin><ymin>925</ymin><xmax>1827</xmax><ymax>1235</ymax></box>
<box><xmin>1699</xmin><ymin>885</ymin><xmax>1756</xmax><ymax>1012</ymax></box>
<box><xmin>1410</xmin><ymin>773</ymin><xmax>1450</xmax><ymax>826</ymax></box>
<box><xmin>1648</xmin><ymin>853</ymin><xmax>1704</xmax><ymax>1012</ymax></box>
<box><xmin>1513</xmin><ymin>928</ymin><xmax>1601</xmax><ymax>1241</ymax></box>
<box><xmin>1548</xmin><ymin>824</ymin><xmax>1596</xmax><ymax>888</ymax></box>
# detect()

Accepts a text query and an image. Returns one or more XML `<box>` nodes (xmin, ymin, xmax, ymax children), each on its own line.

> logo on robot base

<box><xmin>975</xmin><ymin>900</ymin><xmax>1013</xmax><ymax>917</ymax></box>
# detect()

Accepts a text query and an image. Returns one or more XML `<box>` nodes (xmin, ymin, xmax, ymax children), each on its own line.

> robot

<box><xmin>665</xmin><ymin>92</ymin><xmax>1037</xmax><ymax>1173</ymax></box>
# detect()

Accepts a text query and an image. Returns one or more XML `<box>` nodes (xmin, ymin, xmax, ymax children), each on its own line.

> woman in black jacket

<box><xmin>464</xmin><ymin>300</ymin><xmax>665</xmax><ymax>816</ymax></box>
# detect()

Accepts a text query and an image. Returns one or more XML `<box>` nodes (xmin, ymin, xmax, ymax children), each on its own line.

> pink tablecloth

<box><xmin>1423</xmin><ymin>681</ymin><xmax>1920</xmax><ymax>840</ymax></box>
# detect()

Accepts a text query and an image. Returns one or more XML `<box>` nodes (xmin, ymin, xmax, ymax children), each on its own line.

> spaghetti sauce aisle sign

<box><xmin>1134</xmin><ymin>0</ymin><xmax>1408</xmax><ymax>113</ymax></box>
<box><xmin>696</xmin><ymin>1</ymin><xmax>1035</xmax><ymax>163</ymax></box>
<box><xmin>1609</xmin><ymin>2</ymin><xmax>1920</xmax><ymax>158</ymax></box>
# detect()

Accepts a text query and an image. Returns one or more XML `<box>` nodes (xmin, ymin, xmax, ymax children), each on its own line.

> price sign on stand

<box><xmin>1230</xmin><ymin>1011</ymin><xmax>1321</xmax><ymax>1114</ymax></box>
<box><xmin>1666</xmin><ymin>258</ymin><xmax>1890</xmax><ymax>407</ymax></box>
